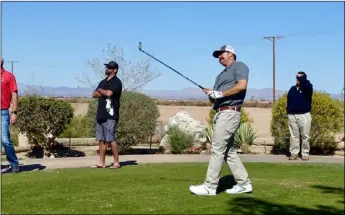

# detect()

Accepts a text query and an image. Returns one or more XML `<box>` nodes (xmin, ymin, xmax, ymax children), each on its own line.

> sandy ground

<box><xmin>71</xmin><ymin>103</ymin><xmax>89</xmax><ymax>116</ymax></box>
<box><xmin>71</xmin><ymin>103</ymin><xmax>272</xmax><ymax>138</ymax></box>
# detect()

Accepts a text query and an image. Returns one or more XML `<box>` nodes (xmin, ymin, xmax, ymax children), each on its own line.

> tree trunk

<box><xmin>43</xmin><ymin>136</ymin><xmax>56</xmax><ymax>159</ymax></box>
<box><xmin>43</xmin><ymin>146</ymin><xmax>49</xmax><ymax>159</ymax></box>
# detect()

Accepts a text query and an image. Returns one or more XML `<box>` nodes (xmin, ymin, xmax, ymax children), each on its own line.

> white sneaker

<box><xmin>189</xmin><ymin>184</ymin><xmax>216</xmax><ymax>196</ymax></box>
<box><xmin>226</xmin><ymin>183</ymin><xmax>253</xmax><ymax>194</ymax></box>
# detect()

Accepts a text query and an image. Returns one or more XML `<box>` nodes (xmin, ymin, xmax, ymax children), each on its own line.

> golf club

<box><xmin>138</xmin><ymin>42</ymin><xmax>205</xmax><ymax>90</ymax></box>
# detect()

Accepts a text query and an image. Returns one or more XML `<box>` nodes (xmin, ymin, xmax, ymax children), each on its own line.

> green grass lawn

<box><xmin>1</xmin><ymin>162</ymin><xmax>344</xmax><ymax>214</ymax></box>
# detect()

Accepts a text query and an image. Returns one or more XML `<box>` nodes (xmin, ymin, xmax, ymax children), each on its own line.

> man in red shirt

<box><xmin>1</xmin><ymin>58</ymin><xmax>19</xmax><ymax>173</ymax></box>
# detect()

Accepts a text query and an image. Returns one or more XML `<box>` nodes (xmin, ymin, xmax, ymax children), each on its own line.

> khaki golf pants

<box><xmin>288</xmin><ymin>113</ymin><xmax>312</xmax><ymax>156</ymax></box>
<box><xmin>204</xmin><ymin>109</ymin><xmax>251</xmax><ymax>189</ymax></box>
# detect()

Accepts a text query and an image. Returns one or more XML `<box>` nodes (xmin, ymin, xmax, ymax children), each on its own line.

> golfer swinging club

<box><xmin>189</xmin><ymin>45</ymin><xmax>252</xmax><ymax>195</ymax></box>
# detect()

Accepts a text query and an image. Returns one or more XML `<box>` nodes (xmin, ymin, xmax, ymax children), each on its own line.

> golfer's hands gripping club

<box><xmin>203</xmin><ymin>88</ymin><xmax>224</xmax><ymax>99</ymax></box>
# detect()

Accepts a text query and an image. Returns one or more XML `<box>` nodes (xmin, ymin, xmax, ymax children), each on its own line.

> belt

<box><xmin>216</xmin><ymin>106</ymin><xmax>241</xmax><ymax>112</ymax></box>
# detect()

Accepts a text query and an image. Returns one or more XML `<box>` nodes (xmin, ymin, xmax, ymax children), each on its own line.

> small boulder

<box><xmin>159</xmin><ymin>111</ymin><xmax>207</xmax><ymax>153</ymax></box>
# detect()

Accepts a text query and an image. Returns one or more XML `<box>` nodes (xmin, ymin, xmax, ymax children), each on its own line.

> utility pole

<box><xmin>264</xmin><ymin>36</ymin><xmax>284</xmax><ymax>103</ymax></box>
<box><xmin>7</xmin><ymin>60</ymin><xmax>18</xmax><ymax>74</ymax></box>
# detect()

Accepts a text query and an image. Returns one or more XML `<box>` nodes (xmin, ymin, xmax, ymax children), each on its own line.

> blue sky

<box><xmin>2</xmin><ymin>1</ymin><xmax>344</xmax><ymax>94</ymax></box>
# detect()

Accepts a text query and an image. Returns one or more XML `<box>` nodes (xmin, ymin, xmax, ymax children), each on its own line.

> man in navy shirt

<box><xmin>286</xmin><ymin>71</ymin><xmax>313</xmax><ymax>161</ymax></box>
<box><xmin>91</xmin><ymin>61</ymin><xmax>122</xmax><ymax>168</ymax></box>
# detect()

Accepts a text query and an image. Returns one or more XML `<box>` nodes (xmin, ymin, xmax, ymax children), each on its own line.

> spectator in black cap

<box><xmin>91</xmin><ymin>60</ymin><xmax>123</xmax><ymax>169</ymax></box>
<box><xmin>286</xmin><ymin>71</ymin><xmax>313</xmax><ymax>161</ymax></box>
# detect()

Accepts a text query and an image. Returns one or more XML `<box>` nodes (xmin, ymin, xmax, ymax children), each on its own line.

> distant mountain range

<box><xmin>143</xmin><ymin>87</ymin><xmax>288</xmax><ymax>100</ymax></box>
<box><xmin>17</xmin><ymin>83</ymin><xmax>343</xmax><ymax>101</ymax></box>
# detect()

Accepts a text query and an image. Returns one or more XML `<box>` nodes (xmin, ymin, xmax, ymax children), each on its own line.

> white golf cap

<box><xmin>212</xmin><ymin>45</ymin><xmax>236</xmax><ymax>58</ymax></box>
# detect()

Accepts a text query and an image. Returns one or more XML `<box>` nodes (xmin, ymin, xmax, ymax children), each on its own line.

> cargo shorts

<box><xmin>96</xmin><ymin>119</ymin><xmax>116</xmax><ymax>142</ymax></box>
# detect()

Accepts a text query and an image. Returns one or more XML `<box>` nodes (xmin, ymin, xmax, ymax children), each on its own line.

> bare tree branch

<box><xmin>76</xmin><ymin>43</ymin><xmax>162</xmax><ymax>92</ymax></box>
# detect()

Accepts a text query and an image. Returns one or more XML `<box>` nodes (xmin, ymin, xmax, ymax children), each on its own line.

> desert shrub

<box><xmin>204</xmin><ymin>123</ymin><xmax>214</xmax><ymax>145</ymax></box>
<box><xmin>166</xmin><ymin>125</ymin><xmax>194</xmax><ymax>154</ymax></box>
<box><xmin>87</xmin><ymin>91</ymin><xmax>160</xmax><ymax>153</ymax></box>
<box><xmin>16</xmin><ymin>96</ymin><xmax>74</xmax><ymax>157</ymax></box>
<box><xmin>240</xmin><ymin>108</ymin><xmax>252</xmax><ymax>124</ymax></box>
<box><xmin>334</xmin><ymin>99</ymin><xmax>344</xmax><ymax>111</ymax></box>
<box><xmin>271</xmin><ymin>91</ymin><xmax>344</xmax><ymax>155</ymax></box>
<box><xmin>86</xmin><ymin>98</ymin><xmax>98</xmax><ymax>136</ymax></box>
<box><xmin>234</xmin><ymin>123</ymin><xmax>257</xmax><ymax>153</ymax></box>
<box><xmin>204</xmin><ymin>107</ymin><xmax>257</xmax><ymax>154</ymax></box>
<box><xmin>59</xmin><ymin>115</ymin><xmax>93</xmax><ymax>138</ymax></box>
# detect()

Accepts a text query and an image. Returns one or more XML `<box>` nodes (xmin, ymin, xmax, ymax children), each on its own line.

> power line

<box><xmin>263</xmin><ymin>36</ymin><xmax>284</xmax><ymax>104</ymax></box>
<box><xmin>282</xmin><ymin>23</ymin><xmax>344</xmax><ymax>38</ymax></box>
<box><xmin>5</xmin><ymin>25</ymin><xmax>343</xmax><ymax>81</ymax></box>
<box><xmin>11</xmin><ymin>26</ymin><xmax>344</xmax><ymax>70</ymax></box>
<box><xmin>7</xmin><ymin>60</ymin><xmax>18</xmax><ymax>74</ymax></box>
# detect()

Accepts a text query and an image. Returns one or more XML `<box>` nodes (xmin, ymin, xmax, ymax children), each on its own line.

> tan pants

<box><xmin>204</xmin><ymin>110</ymin><xmax>251</xmax><ymax>189</ymax></box>
<box><xmin>288</xmin><ymin>113</ymin><xmax>312</xmax><ymax>156</ymax></box>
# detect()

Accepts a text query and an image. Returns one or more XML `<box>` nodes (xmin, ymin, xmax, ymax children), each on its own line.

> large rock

<box><xmin>159</xmin><ymin>111</ymin><xmax>207</xmax><ymax>153</ymax></box>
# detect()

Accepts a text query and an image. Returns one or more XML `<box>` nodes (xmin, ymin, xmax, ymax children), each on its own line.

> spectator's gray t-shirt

<box><xmin>212</xmin><ymin>61</ymin><xmax>249</xmax><ymax>110</ymax></box>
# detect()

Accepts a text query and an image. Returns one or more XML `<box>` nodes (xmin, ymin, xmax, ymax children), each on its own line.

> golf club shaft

<box><xmin>138</xmin><ymin>43</ymin><xmax>205</xmax><ymax>90</ymax></box>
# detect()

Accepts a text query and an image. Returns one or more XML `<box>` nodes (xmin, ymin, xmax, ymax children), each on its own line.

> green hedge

<box><xmin>271</xmin><ymin>91</ymin><xmax>344</xmax><ymax>155</ymax></box>
<box><xmin>15</xmin><ymin>96</ymin><xmax>74</xmax><ymax>157</ymax></box>
<box><xmin>86</xmin><ymin>91</ymin><xmax>160</xmax><ymax>153</ymax></box>
<box><xmin>59</xmin><ymin>115</ymin><xmax>94</xmax><ymax>138</ymax></box>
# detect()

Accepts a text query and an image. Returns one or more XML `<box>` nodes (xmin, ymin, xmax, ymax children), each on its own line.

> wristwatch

<box><xmin>11</xmin><ymin>111</ymin><xmax>17</xmax><ymax>115</ymax></box>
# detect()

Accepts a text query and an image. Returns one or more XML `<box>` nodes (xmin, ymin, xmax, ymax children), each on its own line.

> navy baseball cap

<box><xmin>104</xmin><ymin>61</ymin><xmax>118</xmax><ymax>70</ymax></box>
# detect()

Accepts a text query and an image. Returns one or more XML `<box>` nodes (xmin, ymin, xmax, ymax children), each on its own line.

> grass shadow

<box><xmin>311</xmin><ymin>184</ymin><xmax>344</xmax><ymax>206</ymax></box>
<box><xmin>228</xmin><ymin>196</ymin><xmax>344</xmax><ymax>215</ymax></box>
<box><xmin>311</xmin><ymin>185</ymin><xmax>344</xmax><ymax>196</ymax></box>
<box><xmin>216</xmin><ymin>175</ymin><xmax>236</xmax><ymax>194</ymax></box>
<box><xmin>119</xmin><ymin>160</ymin><xmax>138</xmax><ymax>166</ymax></box>
<box><xmin>19</xmin><ymin>164</ymin><xmax>46</xmax><ymax>172</ymax></box>
<box><xmin>20</xmin><ymin>164</ymin><xmax>46</xmax><ymax>172</ymax></box>
<box><xmin>228</xmin><ymin>184</ymin><xmax>344</xmax><ymax>215</ymax></box>
<box><xmin>1</xmin><ymin>164</ymin><xmax>46</xmax><ymax>174</ymax></box>
<box><xmin>310</xmin><ymin>185</ymin><xmax>344</xmax><ymax>195</ymax></box>
<box><xmin>108</xmin><ymin>160</ymin><xmax>138</xmax><ymax>167</ymax></box>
